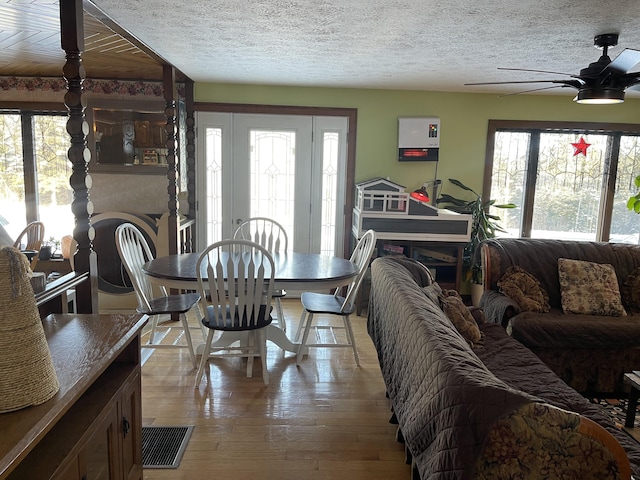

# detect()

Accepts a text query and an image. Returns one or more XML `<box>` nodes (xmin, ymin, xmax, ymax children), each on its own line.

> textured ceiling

<box><xmin>11</xmin><ymin>0</ymin><xmax>640</xmax><ymax>98</ymax></box>
<box><xmin>88</xmin><ymin>0</ymin><xmax>640</xmax><ymax>99</ymax></box>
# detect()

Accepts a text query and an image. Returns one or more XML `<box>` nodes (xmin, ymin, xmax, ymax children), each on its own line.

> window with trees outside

<box><xmin>486</xmin><ymin>120</ymin><xmax>640</xmax><ymax>244</ymax></box>
<box><xmin>0</xmin><ymin>111</ymin><xmax>74</xmax><ymax>247</ymax></box>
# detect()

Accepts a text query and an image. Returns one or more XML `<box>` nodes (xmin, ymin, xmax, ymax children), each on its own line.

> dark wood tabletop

<box><xmin>143</xmin><ymin>251</ymin><xmax>358</xmax><ymax>291</ymax></box>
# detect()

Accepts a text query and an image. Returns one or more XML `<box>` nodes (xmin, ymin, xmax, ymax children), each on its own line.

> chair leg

<box><xmin>343</xmin><ymin>314</ymin><xmax>360</xmax><ymax>366</ymax></box>
<box><xmin>180</xmin><ymin>313</ymin><xmax>197</xmax><ymax>368</ymax></box>
<box><xmin>275</xmin><ymin>297</ymin><xmax>286</xmax><ymax>333</ymax></box>
<box><xmin>195</xmin><ymin>329</ymin><xmax>215</xmax><ymax>388</ymax></box>
<box><xmin>259</xmin><ymin>329</ymin><xmax>269</xmax><ymax>385</ymax></box>
<box><xmin>195</xmin><ymin>302</ymin><xmax>208</xmax><ymax>341</ymax></box>
<box><xmin>148</xmin><ymin>315</ymin><xmax>159</xmax><ymax>345</ymax></box>
<box><xmin>294</xmin><ymin>309</ymin><xmax>307</xmax><ymax>342</ymax></box>
<box><xmin>247</xmin><ymin>331</ymin><xmax>255</xmax><ymax>378</ymax></box>
<box><xmin>297</xmin><ymin>312</ymin><xmax>315</xmax><ymax>365</ymax></box>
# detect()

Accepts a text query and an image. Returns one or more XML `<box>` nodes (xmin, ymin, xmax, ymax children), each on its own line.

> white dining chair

<box><xmin>195</xmin><ymin>239</ymin><xmax>276</xmax><ymax>387</ymax></box>
<box><xmin>294</xmin><ymin>229</ymin><xmax>377</xmax><ymax>366</ymax></box>
<box><xmin>115</xmin><ymin>222</ymin><xmax>200</xmax><ymax>367</ymax></box>
<box><xmin>233</xmin><ymin>217</ymin><xmax>289</xmax><ymax>332</ymax></box>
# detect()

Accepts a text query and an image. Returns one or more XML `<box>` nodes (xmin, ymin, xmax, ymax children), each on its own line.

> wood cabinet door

<box><xmin>121</xmin><ymin>369</ymin><xmax>142</xmax><ymax>480</ymax></box>
<box><xmin>78</xmin><ymin>403</ymin><xmax>121</xmax><ymax>480</ymax></box>
<box><xmin>52</xmin><ymin>456</ymin><xmax>80</xmax><ymax>480</ymax></box>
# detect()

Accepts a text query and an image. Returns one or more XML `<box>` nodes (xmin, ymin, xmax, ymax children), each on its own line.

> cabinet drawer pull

<box><xmin>122</xmin><ymin>417</ymin><xmax>130</xmax><ymax>436</ymax></box>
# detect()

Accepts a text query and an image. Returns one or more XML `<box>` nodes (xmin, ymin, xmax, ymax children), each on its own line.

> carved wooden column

<box><xmin>185</xmin><ymin>79</ymin><xmax>197</xmax><ymax>224</ymax></box>
<box><xmin>163</xmin><ymin>65</ymin><xmax>179</xmax><ymax>256</ymax></box>
<box><xmin>60</xmin><ymin>0</ymin><xmax>98</xmax><ymax>313</ymax></box>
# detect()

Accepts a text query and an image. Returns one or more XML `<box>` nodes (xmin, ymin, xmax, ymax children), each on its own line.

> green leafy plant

<box><xmin>436</xmin><ymin>178</ymin><xmax>516</xmax><ymax>284</ymax></box>
<box><xmin>627</xmin><ymin>175</ymin><xmax>640</xmax><ymax>213</ymax></box>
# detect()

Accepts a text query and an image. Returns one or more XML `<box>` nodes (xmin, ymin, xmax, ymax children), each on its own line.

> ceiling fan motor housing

<box><xmin>594</xmin><ymin>33</ymin><xmax>619</xmax><ymax>49</ymax></box>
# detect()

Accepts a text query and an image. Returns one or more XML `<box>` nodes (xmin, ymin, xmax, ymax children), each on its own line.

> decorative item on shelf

<box><xmin>436</xmin><ymin>178</ymin><xmax>517</xmax><ymax>285</ymax></box>
<box><xmin>0</xmin><ymin>247</ymin><xmax>59</xmax><ymax>413</ymax></box>
<box><xmin>61</xmin><ymin>235</ymin><xmax>73</xmax><ymax>260</ymax></box>
<box><xmin>143</xmin><ymin>150</ymin><xmax>159</xmax><ymax>165</ymax></box>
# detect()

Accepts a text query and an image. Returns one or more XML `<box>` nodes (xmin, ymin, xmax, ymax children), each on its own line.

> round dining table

<box><xmin>143</xmin><ymin>251</ymin><xmax>358</xmax><ymax>354</ymax></box>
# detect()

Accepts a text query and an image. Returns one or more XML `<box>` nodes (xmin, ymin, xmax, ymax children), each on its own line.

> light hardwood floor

<box><xmin>141</xmin><ymin>299</ymin><xmax>410</xmax><ymax>480</ymax></box>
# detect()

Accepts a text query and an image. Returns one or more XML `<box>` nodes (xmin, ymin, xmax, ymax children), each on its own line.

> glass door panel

<box><xmin>248</xmin><ymin>129</ymin><xmax>296</xmax><ymax>251</ymax></box>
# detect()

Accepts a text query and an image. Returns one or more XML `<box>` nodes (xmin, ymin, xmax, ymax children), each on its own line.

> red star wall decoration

<box><xmin>571</xmin><ymin>136</ymin><xmax>591</xmax><ymax>156</ymax></box>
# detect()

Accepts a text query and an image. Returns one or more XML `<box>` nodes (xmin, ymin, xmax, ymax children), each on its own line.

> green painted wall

<box><xmin>195</xmin><ymin>83</ymin><xmax>640</xmax><ymax>197</ymax></box>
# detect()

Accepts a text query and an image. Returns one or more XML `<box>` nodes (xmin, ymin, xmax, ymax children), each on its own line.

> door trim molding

<box><xmin>195</xmin><ymin>102</ymin><xmax>357</xmax><ymax>258</ymax></box>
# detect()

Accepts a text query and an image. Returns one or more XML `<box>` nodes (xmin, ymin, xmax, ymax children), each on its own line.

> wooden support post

<box><xmin>163</xmin><ymin>65</ymin><xmax>179</xmax><ymax>256</ymax></box>
<box><xmin>60</xmin><ymin>0</ymin><xmax>98</xmax><ymax>313</ymax></box>
<box><xmin>185</xmin><ymin>79</ymin><xmax>197</xmax><ymax>232</ymax></box>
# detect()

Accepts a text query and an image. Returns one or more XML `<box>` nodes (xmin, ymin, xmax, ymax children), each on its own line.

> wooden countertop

<box><xmin>0</xmin><ymin>313</ymin><xmax>148</xmax><ymax>479</ymax></box>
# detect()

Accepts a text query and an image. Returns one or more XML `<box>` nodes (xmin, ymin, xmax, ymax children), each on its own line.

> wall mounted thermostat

<box><xmin>398</xmin><ymin>117</ymin><xmax>440</xmax><ymax>162</ymax></box>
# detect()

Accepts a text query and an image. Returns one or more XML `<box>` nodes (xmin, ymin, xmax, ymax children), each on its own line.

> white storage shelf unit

<box><xmin>352</xmin><ymin>184</ymin><xmax>472</xmax><ymax>242</ymax></box>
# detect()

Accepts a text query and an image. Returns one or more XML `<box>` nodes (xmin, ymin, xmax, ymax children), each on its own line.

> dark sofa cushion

<box><xmin>622</xmin><ymin>267</ymin><xmax>640</xmax><ymax>313</ymax></box>
<box><xmin>508</xmin><ymin>309</ymin><xmax>640</xmax><ymax>349</ymax></box>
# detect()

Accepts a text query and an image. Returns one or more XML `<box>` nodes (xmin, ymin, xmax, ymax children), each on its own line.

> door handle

<box><xmin>122</xmin><ymin>417</ymin><xmax>130</xmax><ymax>437</ymax></box>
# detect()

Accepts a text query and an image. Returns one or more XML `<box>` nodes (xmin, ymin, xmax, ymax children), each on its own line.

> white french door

<box><xmin>196</xmin><ymin>112</ymin><xmax>348</xmax><ymax>256</ymax></box>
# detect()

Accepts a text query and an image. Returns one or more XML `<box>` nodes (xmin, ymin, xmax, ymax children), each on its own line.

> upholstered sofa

<box><xmin>368</xmin><ymin>255</ymin><xmax>640</xmax><ymax>479</ymax></box>
<box><xmin>480</xmin><ymin>237</ymin><xmax>640</xmax><ymax>394</ymax></box>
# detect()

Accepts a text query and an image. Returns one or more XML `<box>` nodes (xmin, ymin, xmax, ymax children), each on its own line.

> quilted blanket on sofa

<box><xmin>477</xmin><ymin>322</ymin><xmax>640</xmax><ymax>478</ymax></box>
<box><xmin>368</xmin><ymin>257</ymin><xmax>533</xmax><ymax>479</ymax></box>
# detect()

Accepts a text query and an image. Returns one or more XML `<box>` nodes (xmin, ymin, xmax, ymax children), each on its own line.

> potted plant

<box><xmin>436</xmin><ymin>179</ymin><xmax>516</xmax><ymax>297</ymax></box>
<box><xmin>39</xmin><ymin>237</ymin><xmax>61</xmax><ymax>261</ymax></box>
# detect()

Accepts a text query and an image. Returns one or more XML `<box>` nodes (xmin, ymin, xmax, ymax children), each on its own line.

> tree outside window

<box><xmin>487</xmin><ymin>120</ymin><xmax>640</xmax><ymax>244</ymax></box>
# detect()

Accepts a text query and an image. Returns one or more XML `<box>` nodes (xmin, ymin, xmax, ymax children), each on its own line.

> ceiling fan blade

<box><xmin>602</xmin><ymin>48</ymin><xmax>640</xmax><ymax>74</ymax></box>
<box><xmin>498</xmin><ymin>67</ymin><xmax>576</xmax><ymax>77</ymax></box>
<box><xmin>465</xmin><ymin>79</ymin><xmax>568</xmax><ymax>85</ymax></box>
<box><xmin>465</xmin><ymin>79</ymin><xmax>582</xmax><ymax>89</ymax></box>
<box><xmin>498</xmin><ymin>85</ymin><xmax>569</xmax><ymax>97</ymax></box>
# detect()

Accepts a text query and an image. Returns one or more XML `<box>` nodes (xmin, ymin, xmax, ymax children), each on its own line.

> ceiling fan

<box><xmin>466</xmin><ymin>33</ymin><xmax>640</xmax><ymax>104</ymax></box>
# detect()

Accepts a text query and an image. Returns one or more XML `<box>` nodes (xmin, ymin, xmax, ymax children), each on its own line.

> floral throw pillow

<box><xmin>558</xmin><ymin>258</ymin><xmax>627</xmax><ymax>316</ymax></box>
<box><xmin>497</xmin><ymin>266</ymin><xmax>550</xmax><ymax>313</ymax></box>
<box><xmin>439</xmin><ymin>294</ymin><xmax>482</xmax><ymax>347</ymax></box>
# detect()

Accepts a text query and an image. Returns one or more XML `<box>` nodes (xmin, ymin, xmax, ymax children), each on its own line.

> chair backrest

<box><xmin>197</xmin><ymin>239</ymin><xmax>275</xmax><ymax>329</ymax></box>
<box><xmin>339</xmin><ymin>229</ymin><xmax>377</xmax><ymax>312</ymax></box>
<box><xmin>115</xmin><ymin>222</ymin><xmax>164</xmax><ymax>312</ymax></box>
<box><xmin>12</xmin><ymin>221</ymin><xmax>45</xmax><ymax>252</ymax></box>
<box><xmin>233</xmin><ymin>217</ymin><xmax>288</xmax><ymax>253</ymax></box>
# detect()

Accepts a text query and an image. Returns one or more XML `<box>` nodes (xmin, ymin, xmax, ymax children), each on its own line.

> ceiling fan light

<box><xmin>574</xmin><ymin>87</ymin><xmax>625</xmax><ymax>104</ymax></box>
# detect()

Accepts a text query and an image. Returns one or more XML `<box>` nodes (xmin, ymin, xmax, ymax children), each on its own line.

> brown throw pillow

<box><xmin>558</xmin><ymin>258</ymin><xmax>627</xmax><ymax>316</ymax></box>
<box><xmin>440</xmin><ymin>294</ymin><xmax>482</xmax><ymax>347</ymax></box>
<box><xmin>621</xmin><ymin>267</ymin><xmax>640</xmax><ymax>313</ymax></box>
<box><xmin>497</xmin><ymin>266</ymin><xmax>550</xmax><ymax>313</ymax></box>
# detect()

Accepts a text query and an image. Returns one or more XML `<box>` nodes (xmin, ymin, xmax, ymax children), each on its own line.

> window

<box><xmin>486</xmin><ymin>120</ymin><xmax>640</xmax><ymax>244</ymax></box>
<box><xmin>0</xmin><ymin>111</ymin><xmax>74</xmax><ymax>245</ymax></box>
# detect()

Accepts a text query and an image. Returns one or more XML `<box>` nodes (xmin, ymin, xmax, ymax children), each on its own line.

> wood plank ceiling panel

<box><xmin>0</xmin><ymin>0</ymin><xmax>162</xmax><ymax>80</ymax></box>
